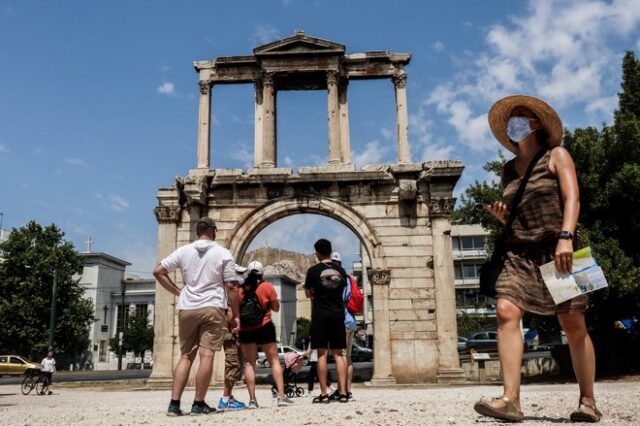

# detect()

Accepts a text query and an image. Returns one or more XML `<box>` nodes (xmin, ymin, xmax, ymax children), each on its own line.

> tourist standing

<box><xmin>304</xmin><ymin>239</ymin><xmax>349</xmax><ymax>403</ymax></box>
<box><xmin>239</xmin><ymin>261</ymin><xmax>293</xmax><ymax>408</ymax></box>
<box><xmin>40</xmin><ymin>350</ymin><xmax>55</xmax><ymax>395</ymax></box>
<box><xmin>474</xmin><ymin>96</ymin><xmax>600</xmax><ymax>423</ymax></box>
<box><xmin>153</xmin><ymin>217</ymin><xmax>240</xmax><ymax>416</ymax></box>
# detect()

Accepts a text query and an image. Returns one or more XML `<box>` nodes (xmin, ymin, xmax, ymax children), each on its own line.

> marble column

<box><xmin>339</xmin><ymin>78</ymin><xmax>351</xmax><ymax>164</ymax></box>
<box><xmin>368</xmin><ymin>269</ymin><xmax>396</xmax><ymax>385</ymax></box>
<box><xmin>430</xmin><ymin>198</ymin><xmax>466</xmax><ymax>383</ymax></box>
<box><xmin>327</xmin><ymin>70</ymin><xmax>342</xmax><ymax>165</ymax></box>
<box><xmin>261</xmin><ymin>72</ymin><xmax>276</xmax><ymax>168</ymax></box>
<box><xmin>197</xmin><ymin>80</ymin><xmax>212</xmax><ymax>169</ymax></box>
<box><xmin>148</xmin><ymin>205</ymin><xmax>180</xmax><ymax>385</ymax></box>
<box><xmin>253</xmin><ymin>79</ymin><xmax>264</xmax><ymax>168</ymax></box>
<box><xmin>393</xmin><ymin>73</ymin><xmax>411</xmax><ymax>164</ymax></box>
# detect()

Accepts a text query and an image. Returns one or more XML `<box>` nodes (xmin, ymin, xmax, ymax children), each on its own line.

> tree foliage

<box><xmin>0</xmin><ymin>221</ymin><xmax>94</xmax><ymax>360</ymax></box>
<box><xmin>109</xmin><ymin>312</ymin><xmax>154</xmax><ymax>358</ymax></box>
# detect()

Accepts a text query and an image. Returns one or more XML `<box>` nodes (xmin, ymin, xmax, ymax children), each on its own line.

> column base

<box><xmin>247</xmin><ymin>167</ymin><xmax>292</xmax><ymax>176</ymax></box>
<box><xmin>436</xmin><ymin>367</ymin><xmax>466</xmax><ymax>384</ymax></box>
<box><xmin>365</xmin><ymin>376</ymin><xmax>397</xmax><ymax>386</ymax></box>
<box><xmin>299</xmin><ymin>164</ymin><xmax>356</xmax><ymax>174</ymax></box>
<box><xmin>146</xmin><ymin>373</ymin><xmax>173</xmax><ymax>389</ymax></box>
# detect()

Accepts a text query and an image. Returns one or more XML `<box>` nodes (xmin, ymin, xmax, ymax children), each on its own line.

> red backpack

<box><xmin>345</xmin><ymin>275</ymin><xmax>364</xmax><ymax>315</ymax></box>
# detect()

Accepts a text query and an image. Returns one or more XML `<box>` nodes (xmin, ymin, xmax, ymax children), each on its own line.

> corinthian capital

<box><xmin>198</xmin><ymin>80</ymin><xmax>211</xmax><ymax>95</ymax></box>
<box><xmin>154</xmin><ymin>205</ymin><xmax>180</xmax><ymax>223</ymax></box>
<box><xmin>262</xmin><ymin>72</ymin><xmax>275</xmax><ymax>86</ymax></box>
<box><xmin>368</xmin><ymin>269</ymin><xmax>391</xmax><ymax>286</ymax></box>
<box><xmin>392</xmin><ymin>73</ymin><xmax>408</xmax><ymax>89</ymax></box>
<box><xmin>428</xmin><ymin>197</ymin><xmax>455</xmax><ymax>219</ymax></box>
<box><xmin>326</xmin><ymin>70</ymin><xmax>339</xmax><ymax>85</ymax></box>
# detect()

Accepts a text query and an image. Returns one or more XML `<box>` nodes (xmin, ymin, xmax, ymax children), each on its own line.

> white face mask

<box><xmin>507</xmin><ymin>116</ymin><xmax>536</xmax><ymax>143</ymax></box>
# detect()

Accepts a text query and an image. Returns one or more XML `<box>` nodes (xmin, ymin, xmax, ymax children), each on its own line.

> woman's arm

<box><xmin>549</xmin><ymin>147</ymin><xmax>581</xmax><ymax>274</ymax></box>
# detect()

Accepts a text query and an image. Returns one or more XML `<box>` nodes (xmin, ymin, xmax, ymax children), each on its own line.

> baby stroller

<box><xmin>271</xmin><ymin>351</ymin><xmax>306</xmax><ymax>398</ymax></box>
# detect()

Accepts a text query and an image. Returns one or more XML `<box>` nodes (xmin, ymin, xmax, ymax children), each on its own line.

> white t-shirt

<box><xmin>41</xmin><ymin>358</ymin><xmax>56</xmax><ymax>372</ymax></box>
<box><xmin>160</xmin><ymin>239</ymin><xmax>236</xmax><ymax>310</ymax></box>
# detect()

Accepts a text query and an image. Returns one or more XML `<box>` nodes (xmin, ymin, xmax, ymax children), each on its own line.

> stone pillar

<box><xmin>254</xmin><ymin>79</ymin><xmax>264</xmax><ymax>168</ymax></box>
<box><xmin>327</xmin><ymin>70</ymin><xmax>342</xmax><ymax>165</ymax></box>
<box><xmin>430</xmin><ymin>197</ymin><xmax>466</xmax><ymax>383</ymax></box>
<box><xmin>339</xmin><ymin>78</ymin><xmax>351</xmax><ymax>164</ymax></box>
<box><xmin>197</xmin><ymin>80</ymin><xmax>212</xmax><ymax>169</ymax></box>
<box><xmin>368</xmin><ymin>269</ymin><xmax>396</xmax><ymax>385</ymax></box>
<box><xmin>261</xmin><ymin>72</ymin><xmax>276</xmax><ymax>168</ymax></box>
<box><xmin>393</xmin><ymin>73</ymin><xmax>411</xmax><ymax>164</ymax></box>
<box><xmin>148</xmin><ymin>205</ymin><xmax>180</xmax><ymax>386</ymax></box>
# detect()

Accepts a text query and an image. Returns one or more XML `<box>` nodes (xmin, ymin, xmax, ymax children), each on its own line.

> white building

<box><xmin>451</xmin><ymin>224</ymin><xmax>495</xmax><ymax>316</ymax></box>
<box><xmin>76</xmin><ymin>252</ymin><xmax>155</xmax><ymax>370</ymax></box>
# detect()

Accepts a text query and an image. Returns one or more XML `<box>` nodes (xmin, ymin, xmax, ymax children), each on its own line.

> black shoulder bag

<box><xmin>478</xmin><ymin>147</ymin><xmax>547</xmax><ymax>297</ymax></box>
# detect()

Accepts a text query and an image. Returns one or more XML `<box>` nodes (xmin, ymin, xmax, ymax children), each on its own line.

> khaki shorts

<box><xmin>342</xmin><ymin>328</ymin><xmax>355</xmax><ymax>358</ymax></box>
<box><xmin>224</xmin><ymin>338</ymin><xmax>243</xmax><ymax>382</ymax></box>
<box><xmin>178</xmin><ymin>307</ymin><xmax>227</xmax><ymax>354</ymax></box>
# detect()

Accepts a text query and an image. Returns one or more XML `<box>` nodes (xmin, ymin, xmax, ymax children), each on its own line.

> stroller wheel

<box><xmin>271</xmin><ymin>386</ymin><xmax>277</xmax><ymax>397</ymax></box>
<box><xmin>286</xmin><ymin>388</ymin><xmax>295</xmax><ymax>398</ymax></box>
<box><xmin>295</xmin><ymin>387</ymin><xmax>305</xmax><ymax>397</ymax></box>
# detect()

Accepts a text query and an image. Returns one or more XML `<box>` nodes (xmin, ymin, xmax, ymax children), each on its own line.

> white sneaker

<box><xmin>277</xmin><ymin>397</ymin><xmax>294</xmax><ymax>407</ymax></box>
<box><xmin>247</xmin><ymin>400</ymin><xmax>259</xmax><ymax>409</ymax></box>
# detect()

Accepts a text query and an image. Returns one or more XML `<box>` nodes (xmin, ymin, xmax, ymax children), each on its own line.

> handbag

<box><xmin>478</xmin><ymin>147</ymin><xmax>548</xmax><ymax>297</ymax></box>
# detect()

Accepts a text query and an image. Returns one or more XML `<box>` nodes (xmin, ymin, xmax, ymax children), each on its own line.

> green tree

<box><xmin>109</xmin><ymin>312</ymin><xmax>154</xmax><ymax>363</ymax></box>
<box><xmin>0</xmin><ymin>221</ymin><xmax>94</xmax><ymax>360</ymax></box>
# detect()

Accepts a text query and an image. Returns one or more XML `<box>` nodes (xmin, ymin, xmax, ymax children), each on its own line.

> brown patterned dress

<box><xmin>495</xmin><ymin>148</ymin><xmax>588</xmax><ymax>315</ymax></box>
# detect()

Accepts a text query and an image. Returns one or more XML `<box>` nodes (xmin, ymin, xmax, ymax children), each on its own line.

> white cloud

<box><xmin>586</xmin><ymin>95</ymin><xmax>618</xmax><ymax>116</ymax></box>
<box><xmin>0</xmin><ymin>143</ymin><xmax>7</xmax><ymax>153</ymax></box>
<box><xmin>228</xmin><ymin>143</ymin><xmax>253</xmax><ymax>168</ymax></box>
<box><xmin>157</xmin><ymin>81</ymin><xmax>176</xmax><ymax>96</ymax></box>
<box><xmin>95</xmin><ymin>193</ymin><xmax>130</xmax><ymax>212</ymax></box>
<box><xmin>433</xmin><ymin>41</ymin><xmax>445</xmax><ymax>52</ymax></box>
<box><xmin>380</xmin><ymin>127</ymin><xmax>393</xmax><ymax>141</ymax></box>
<box><xmin>160</xmin><ymin>64</ymin><xmax>171</xmax><ymax>72</ymax></box>
<box><xmin>253</xmin><ymin>23</ymin><xmax>281</xmax><ymax>45</ymax></box>
<box><xmin>352</xmin><ymin>140</ymin><xmax>388</xmax><ymax>168</ymax></box>
<box><xmin>283</xmin><ymin>155</ymin><xmax>294</xmax><ymax>167</ymax></box>
<box><xmin>64</xmin><ymin>157</ymin><xmax>87</xmax><ymax>167</ymax></box>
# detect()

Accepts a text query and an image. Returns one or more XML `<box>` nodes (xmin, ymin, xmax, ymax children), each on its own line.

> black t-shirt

<box><xmin>304</xmin><ymin>260</ymin><xmax>347</xmax><ymax>318</ymax></box>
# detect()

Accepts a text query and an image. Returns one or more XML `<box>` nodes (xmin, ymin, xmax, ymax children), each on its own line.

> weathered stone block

<box><xmin>388</xmin><ymin>299</ymin><xmax>413</xmax><ymax>310</ymax></box>
<box><xmin>389</xmin><ymin>320</ymin><xmax>415</xmax><ymax>332</ymax></box>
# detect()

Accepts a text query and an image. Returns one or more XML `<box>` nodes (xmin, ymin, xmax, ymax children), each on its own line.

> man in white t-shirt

<box><xmin>40</xmin><ymin>350</ymin><xmax>56</xmax><ymax>395</ymax></box>
<box><xmin>153</xmin><ymin>217</ymin><xmax>240</xmax><ymax>416</ymax></box>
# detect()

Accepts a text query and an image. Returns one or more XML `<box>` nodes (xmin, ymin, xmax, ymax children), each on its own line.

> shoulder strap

<box><xmin>504</xmin><ymin>147</ymin><xmax>548</xmax><ymax>232</ymax></box>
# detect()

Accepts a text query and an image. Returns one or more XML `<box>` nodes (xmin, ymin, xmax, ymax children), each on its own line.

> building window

<box><xmin>135</xmin><ymin>304</ymin><xmax>148</xmax><ymax>320</ymax></box>
<box><xmin>117</xmin><ymin>305</ymin><xmax>129</xmax><ymax>332</ymax></box>
<box><xmin>454</xmin><ymin>263</ymin><xmax>463</xmax><ymax>280</ymax></box>
<box><xmin>455</xmin><ymin>262</ymin><xmax>483</xmax><ymax>280</ymax></box>
<box><xmin>452</xmin><ymin>237</ymin><xmax>461</xmax><ymax>251</ymax></box>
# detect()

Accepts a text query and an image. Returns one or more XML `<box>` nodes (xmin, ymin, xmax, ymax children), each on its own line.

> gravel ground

<box><xmin>1</xmin><ymin>380</ymin><xmax>639</xmax><ymax>425</ymax></box>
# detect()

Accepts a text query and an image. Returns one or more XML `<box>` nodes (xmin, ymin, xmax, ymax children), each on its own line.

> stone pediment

<box><xmin>254</xmin><ymin>30</ymin><xmax>345</xmax><ymax>56</ymax></box>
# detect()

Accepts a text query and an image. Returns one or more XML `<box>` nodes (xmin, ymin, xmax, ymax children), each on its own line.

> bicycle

<box><xmin>21</xmin><ymin>370</ymin><xmax>49</xmax><ymax>396</ymax></box>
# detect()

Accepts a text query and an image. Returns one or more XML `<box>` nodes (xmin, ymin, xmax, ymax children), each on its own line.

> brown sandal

<box><xmin>570</xmin><ymin>399</ymin><xmax>602</xmax><ymax>423</ymax></box>
<box><xmin>474</xmin><ymin>395</ymin><xmax>524</xmax><ymax>423</ymax></box>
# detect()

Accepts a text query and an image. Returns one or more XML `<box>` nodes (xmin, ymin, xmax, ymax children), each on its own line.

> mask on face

<box><xmin>507</xmin><ymin>116</ymin><xmax>536</xmax><ymax>143</ymax></box>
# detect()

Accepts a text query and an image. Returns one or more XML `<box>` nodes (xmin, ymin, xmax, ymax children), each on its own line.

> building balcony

<box><xmin>453</xmin><ymin>249</ymin><xmax>487</xmax><ymax>260</ymax></box>
<box><xmin>455</xmin><ymin>278</ymin><xmax>480</xmax><ymax>289</ymax></box>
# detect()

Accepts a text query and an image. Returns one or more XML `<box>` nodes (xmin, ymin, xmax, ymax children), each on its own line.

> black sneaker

<box><xmin>346</xmin><ymin>392</ymin><xmax>353</xmax><ymax>400</ymax></box>
<box><xmin>191</xmin><ymin>402</ymin><xmax>216</xmax><ymax>415</ymax></box>
<box><xmin>167</xmin><ymin>404</ymin><xmax>184</xmax><ymax>417</ymax></box>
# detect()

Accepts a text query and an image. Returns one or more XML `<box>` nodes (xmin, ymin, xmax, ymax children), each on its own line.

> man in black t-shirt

<box><xmin>304</xmin><ymin>238</ymin><xmax>349</xmax><ymax>403</ymax></box>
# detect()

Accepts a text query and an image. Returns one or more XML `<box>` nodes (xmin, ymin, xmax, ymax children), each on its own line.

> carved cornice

<box><xmin>154</xmin><ymin>206</ymin><xmax>180</xmax><ymax>224</ymax></box>
<box><xmin>369</xmin><ymin>269</ymin><xmax>391</xmax><ymax>286</ymax></box>
<box><xmin>198</xmin><ymin>80</ymin><xmax>211</xmax><ymax>95</ymax></box>
<box><xmin>392</xmin><ymin>73</ymin><xmax>407</xmax><ymax>89</ymax></box>
<box><xmin>428</xmin><ymin>197</ymin><xmax>455</xmax><ymax>219</ymax></box>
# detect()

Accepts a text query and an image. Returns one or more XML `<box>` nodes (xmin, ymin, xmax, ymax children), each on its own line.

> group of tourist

<box><xmin>153</xmin><ymin>217</ymin><xmax>358</xmax><ymax>416</ymax></box>
<box><xmin>153</xmin><ymin>94</ymin><xmax>602</xmax><ymax>423</ymax></box>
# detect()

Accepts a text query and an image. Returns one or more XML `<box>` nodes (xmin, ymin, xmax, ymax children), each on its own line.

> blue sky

<box><xmin>1</xmin><ymin>0</ymin><xmax>639</xmax><ymax>276</ymax></box>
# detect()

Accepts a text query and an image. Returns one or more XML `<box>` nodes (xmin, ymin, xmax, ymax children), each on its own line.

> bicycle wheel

<box><xmin>35</xmin><ymin>376</ymin><xmax>49</xmax><ymax>395</ymax></box>
<box><xmin>21</xmin><ymin>375</ymin><xmax>35</xmax><ymax>395</ymax></box>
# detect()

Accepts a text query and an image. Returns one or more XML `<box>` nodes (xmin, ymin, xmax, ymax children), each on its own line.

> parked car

<box><xmin>457</xmin><ymin>336</ymin><xmax>468</xmax><ymax>350</ymax></box>
<box><xmin>258</xmin><ymin>346</ymin><xmax>308</xmax><ymax>368</ymax></box>
<box><xmin>0</xmin><ymin>355</ymin><xmax>41</xmax><ymax>376</ymax></box>
<box><xmin>351</xmin><ymin>344</ymin><xmax>373</xmax><ymax>362</ymax></box>
<box><xmin>465</xmin><ymin>331</ymin><xmax>498</xmax><ymax>350</ymax></box>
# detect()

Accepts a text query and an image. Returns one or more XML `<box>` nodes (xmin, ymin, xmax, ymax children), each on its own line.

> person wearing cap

<box><xmin>304</xmin><ymin>239</ymin><xmax>349</xmax><ymax>404</ymax></box>
<box><xmin>239</xmin><ymin>260</ymin><xmax>293</xmax><ymax>408</ymax></box>
<box><xmin>474</xmin><ymin>96</ymin><xmax>600</xmax><ymax>423</ymax></box>
<box><xmin>218</xmin><ymin>264</ymin><xmax>248</xmax><ymax>411</ymax></box>
<box><xmin>329</xmin><ymin>251</ymin><xmax>357</xmax><ymax>401</ymax></box>
<box><xmin>153</xmin><ymin>217</ymin><xmax>240</xmax><ymax>416</ymax></box>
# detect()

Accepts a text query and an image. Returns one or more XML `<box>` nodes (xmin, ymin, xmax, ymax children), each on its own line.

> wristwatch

<box><xmin>558</xmin><ymin>231</ymin><xmax>574</xmax><ymax>240</ymax></box>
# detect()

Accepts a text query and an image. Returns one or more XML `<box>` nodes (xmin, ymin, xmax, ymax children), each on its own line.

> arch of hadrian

<box><xmin>150</xmin><ymin>31</ymin><xmax>465</xmax><ymax>384</ymax></box>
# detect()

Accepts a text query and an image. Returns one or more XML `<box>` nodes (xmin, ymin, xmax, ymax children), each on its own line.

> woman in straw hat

<box><xmin>474</xmin><ymin>95</ymin><xmax>601</xmax><ymax>423</ymax></box>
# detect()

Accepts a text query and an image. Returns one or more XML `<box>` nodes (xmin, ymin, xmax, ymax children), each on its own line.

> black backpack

<box><xmin>240</xmin><ymin>283</ymin><xmax>265</xmax><ymax>327</ymax></box>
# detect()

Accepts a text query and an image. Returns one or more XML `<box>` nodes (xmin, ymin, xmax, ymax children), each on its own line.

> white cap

<box><xmin>247</xmin><ymin>261</ymin><xmax>264</xmax><ymax>275</ymax></box>
<box><xmin>330</xmin><ymin>252</ymin><xmax>342</xmax><ymax>262</ymax></box>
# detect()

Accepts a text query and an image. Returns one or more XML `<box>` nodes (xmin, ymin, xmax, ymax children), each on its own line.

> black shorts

<box><xmin>311</xmin><ymin>315</ymin><xmax>346</xmax><ymax>350</ymax></box>
<box><xmin>42</xmin><ymin>372</ymin><xmax>52</xmax><ymax>384</ymax></box>
<box><xmin>239</xmin><ymin>321</ymin><xmax>277</xmax><ymax>345</ymax></box>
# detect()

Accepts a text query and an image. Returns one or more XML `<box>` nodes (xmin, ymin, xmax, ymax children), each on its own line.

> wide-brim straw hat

<box><xmin>488</xmin><ymin>95</ymin><xmax>563</xmax><ymax>154</ymax></box>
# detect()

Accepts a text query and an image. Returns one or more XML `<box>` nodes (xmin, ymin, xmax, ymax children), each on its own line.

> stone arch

<box><xmin>226</xmin><ymin>196</ymin><xmax>387</xmax><ymax>271</ymax></box>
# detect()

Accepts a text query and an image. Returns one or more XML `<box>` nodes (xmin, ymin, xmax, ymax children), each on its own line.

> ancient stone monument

<box><xmin>150</xmin><ymin>31</ymin><xmax>465</xmax><ymax>384</ymax></box>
